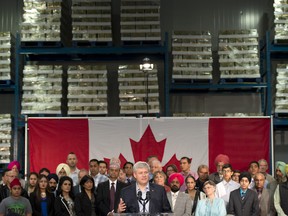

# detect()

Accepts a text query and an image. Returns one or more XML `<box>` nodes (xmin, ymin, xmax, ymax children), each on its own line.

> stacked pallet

<box><xmin>71</xmin><ymin>0</ymin><xmax>112</xmax><ymax>42</ymax></box>
<box><xmin>118</xmin><ymin>64</ymin><xmax>159</xmax><ymax>114</ymax></box>
<box><xmin>0</xmin><ymin>114</ymin><xmax>11</xmax><ymax>163</ymax></box>
<box><xmin>274</xmin><ymin>0</ymin><xmax>288</xmax><ymax>41</ymax></box>
<box><xmin>120</xmin><ymin>0</ymin><xmax>161</xmax><ymax>42</ymax></box>
<box><xmin>21</xmin><ymin>65</ymin><xmax>63</xmax><ymax>114</ymax></box>
<box><xmin>275</xmin><ymin>64</ymin><xmax>288</xmax><ymax>113</ymax></box>
<box><xmin>172</xmin><ymin>31</ymin><xmax>213</xmax><ymax>80</ymax></box>
<box><xmin>0</xmin><ymin>32</ymin><xmax>13</xmax><ymax>81</ymax></box>
<box><xmin>67</xmin><ymin>65</ymin><xmax>108</xmax><ymax>115</ymax></box>
<box><xmin>21</xmin><ymin>0</ymin><xmax>62</xmax><ymax>42</ymax></box>
<box><xmin>218</xmin><ymin>29</ymin><xmax>260</xmax><ymax>80</ymax></box>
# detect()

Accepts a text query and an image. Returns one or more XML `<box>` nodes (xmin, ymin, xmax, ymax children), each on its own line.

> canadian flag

<box><xmin>28</xmin><ymin>117</ymin><xmax>271</xmax><ymax>174</ymax></box>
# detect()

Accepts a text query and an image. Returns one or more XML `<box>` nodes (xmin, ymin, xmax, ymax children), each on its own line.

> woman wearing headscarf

<box><xmin>74</xmin><ymin>175</ymin><xmax>97</xmax><ymax>216</ymax></box>
<box><xmin>185</xmin><ymin>175</ymin><xmax>206</xmax><ymax>215</ymax></box>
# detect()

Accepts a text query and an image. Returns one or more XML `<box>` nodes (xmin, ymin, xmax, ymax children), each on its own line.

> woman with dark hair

<box><xmin>54</xmin><ymin>176</ymin><xmax>76</xmax><ymax>216</ymax></box>
<box><xmin>26</xmin><ymin>172</ymin><xmax>39</xmax><ymax>197</ymax></box>
<box><xmin>29</xmin><ymin>174</ymin><xmax>55</xmax><ymax>216</ymax></box>
<box><xmin>185</xmin><ymin>175</ymin><xmax>206</xmax><ymax>215</ymax></box>
<box><xmin>165</xmin><ymin>164</ymin><xmax>178</xmax><ymax>177</ymax></box>
<box><xmin>74</xmin><ymin>175</ymin><xmax>97</xmax><ymax>216</ymax></box>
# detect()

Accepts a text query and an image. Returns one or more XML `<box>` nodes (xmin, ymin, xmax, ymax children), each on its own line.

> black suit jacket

<box><xmin>120</xmin><ymin>182</ymin><xmax>171</xmax><ymax>214</ymax></box>
<box><xmin>96</xmin><ymin>180</ymin><xmax>128</xmax><ymax>216</ymax></box>
<box><xmin>228</xmin><ymin>188</ymin><xmax>260</xmax><ymax>216</ymax></box>
<box><xmin>75</xmin><ymin>191</ymin><xmax>97</xmax><ymax>216</ymax></box>
<box><xmin>29</xmin><ymin>191</ymin><xmax>55</xmax><ymax>216</ymax></box>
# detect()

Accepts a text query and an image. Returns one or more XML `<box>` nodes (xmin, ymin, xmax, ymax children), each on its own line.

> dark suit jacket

<box><xmin>96</xmin><ymin>180</ymin><xmax>128</xmax><ymax>216</ymax></box>
<box><xmin>29</xmin><ymin>191</ymin><xmax>55</xmax><ymax>216</ymax></box>
<box><xmin>54</xmin><ymin>195</ymin><xmax>74</xmax><ymax>216</ymax></box>
<box><xmin>228</xmin><ymin>188</ymin><xmax>260</xmax><ymax>216</ymax></box>
<box><xmin>74</xmin><ymin>191</ymin><xmax>97</xmax><ymax>216</ymax></box>
<box><xmin>120</xmin><ymin>182</ymin><xmax>171</xmax><ymax>214</ymax></box>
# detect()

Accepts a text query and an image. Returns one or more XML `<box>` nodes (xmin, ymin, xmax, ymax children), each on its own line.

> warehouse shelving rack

<box><xmin>13</xmin><ymin>33</ymin><xmax>170</xmax><ymax>160</ymax></box>
<box><xmin>265</xmin><ymin>31</ymin><xmax>288</xmax><ymax>126</ymax></box>
<box><xmin>165</xmin><ymin>44</ymin><xmax>270</xmax><ymax>116</ymax></box>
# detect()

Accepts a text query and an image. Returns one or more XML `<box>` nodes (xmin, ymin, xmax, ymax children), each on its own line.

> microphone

<box><xmin>145</xmin><ymin>191</ymin><xmax>151</xmax><ymax>202</ymax></box>
<box><xmin>137</xmin><ymin>191</ymin><xmax>143</xmax><ymax>203</ymax></box>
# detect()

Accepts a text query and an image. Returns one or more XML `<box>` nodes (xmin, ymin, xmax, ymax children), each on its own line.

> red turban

<box><xmin>7</xmin><ymin>161</ymin><xmax>20</xmax><ymax>171</ymax></box>
<box><xmin>168</xmin><ymin>173</ymin><xmax>184</xmax><ymax>186</ymax></box>
<box><xmin>214</xmin><ymin>154</ymin><xmax>230</xmax><ymax>165</ymax></box>
<box><xmin>10</xmin><ymin>178</ymin><xmax>21</xmax><ymax>188</ymax></box>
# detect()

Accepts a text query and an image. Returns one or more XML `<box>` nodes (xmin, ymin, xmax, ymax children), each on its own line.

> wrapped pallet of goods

<box><xmin>218</xmin><ymin>29</ymin><xmax>260</xmax><ymax>80</ymax></box>
<box><xmin>0</xmin><ymin>114</ymin><xmax>12</xmax><ymax>163</ymax></box>
<box><xmin>275</xmin><ymin>64</ymin><xmax>288</xmax><ymax>113</ymax></box>
<box><xmin>67</xmin><ymin>65</ymin><xmax>108</xmax><ymax>115</ymax></box>
<box><xmin>118</xmin><ymin>64</ymin><xmax>160</xmax><ymax>114</ymax></box>
<box><xmin>71</xmin><ymin>0</ymin><xmax>112</xmax><ymax>43</ymax></box>
<box><xmin>21</xmin><ymin>0</ymin><xmax>70</xmax><ymax>45</ymax></box>
<box><xmin>172</xmin><ymin>31</ymin><xmax>213</xmax><ymax>80</ymax></box>
<box><xmin>0</xmin><ymin>32</ymin><xmax>14</xmax><ymax>81</ymax></box>
<box><xmin>121</xmin><ymin>0</ymin><xmax>161</xmax><ymax>42</ymax></box>
<box><xmin>21</xmin><ymin>65</ymin><xmax>63</xmax><ymax>114</ymax></box>
<box><xmin>274</xmin><ymin>0</ymin><xmax>288</xmax><ymax>42</ymax></box>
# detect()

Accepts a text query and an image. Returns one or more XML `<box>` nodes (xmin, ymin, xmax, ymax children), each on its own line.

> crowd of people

<box><xmin>0</xmin><ymin>152</ymin><xmax>287</xmax><ymax>216</ymax></box>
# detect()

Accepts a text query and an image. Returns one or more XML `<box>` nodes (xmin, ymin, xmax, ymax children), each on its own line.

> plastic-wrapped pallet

<box><xmin>21</xmin><ymin>0</ymin><xmax>64</xmax><ymax>42</ymax></box>
<box><xmin>71</xmin><ymin>0</ymin><xmax>112</xmax><ymax>42</ymax></box>
<box><xmin>121</xmin><ymin>0</ymin><xmax>161</xmax><ymax>42</ymax></box>
<box><xmin>118</xmin><ymin>64</ymin><xmax>160</xmax><ymax>114</ymax></box>
<box><xmin>275</xmin><ymin>64</ymin><xmax>288</xmax><ymax>113</ymax></box>
<box><xmin>172</xmin><ymin>31</ymin><xmax>213</xmax><ymax>80</ymax></box>
<box><xmin>67</xmin><ymin>65</ymin><xmax>108</xmax><ymax>115</ymax></box>
<box><xmin>21</xmin><ymin>65</ymin><xmax>63</xmax><ymax>114</ymax></box>
<box><xmin>0</xmin><ymin>32</ymin><xmax>14</xmax><ymax>81</ymax></box>
<box><xmin>274</xmin><ymin>0</ymin><xmax>288</xmax><ymax>41</ymax></box>
<box><xmin>218</xmin><ymin>29</ymin><xmax>260</xmax><ymax>79</ymax></box>
<box><xmin>0</xmin><ymin>114</ymin><xmax>12</xmax><ymax>163</ymax></box>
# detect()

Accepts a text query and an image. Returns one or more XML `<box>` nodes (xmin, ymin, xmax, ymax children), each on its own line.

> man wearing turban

<box><xmin>166</xmin><ymin>173</ymin><xmax>192</xmax><ymax>216</ymax></box>
<box><xmin>209</xmin><ymin>154</ymin><xmax>230</xmax><ymax>184</ymax></box>
<box><xmin>274</xmin><ymin>161</ymin><xmax>288</xmax><ymax>215</ymax></box>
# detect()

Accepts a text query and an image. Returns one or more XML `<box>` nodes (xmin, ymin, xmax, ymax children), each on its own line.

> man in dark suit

<box><xmin>228</xmin><ymin>172</ymin><xmax>259</xmax><ymax>216</ymax></box>
<box><xmin>118</xmin><ymin>161</ymin><xmax>171</xmax><ymax>214</ymax></box>
<box><xmin>97</xmin><ymin>159</ymin><xmax>128</xmax><ymax>216</ymax></box>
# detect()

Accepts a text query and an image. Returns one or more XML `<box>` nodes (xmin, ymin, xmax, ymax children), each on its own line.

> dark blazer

<box><xmin>54</xmin><ymin>195</ymin><xmax>74</xmax><ymax>216</ymax></box>
<box><xmin>73</xmin><ymin>184</ymin><xmax>81</xmax><ymax>195</ymax></box>
<box><xmin>96</xmin><ymin>180</ymin><xmax>128</xmax><ymax>216</ymax></box>
<box><xmin>29</xmin><ymin>191</ymin><xmax>55</xmax><ymax>216</ymax></box>
<box><xmin>228</xmin><ymin>188</ymin><xmax>260</xmax><ymax>216</ymax></box>
<box><xmin>120</xmin><ymin>182</ymin><xmax>171</xmax><ymax>214</ymax></box>
<box><xmin>75</xmin><ymin>191</ymin><xmax>97</xmax><ymax>216</ymax></box>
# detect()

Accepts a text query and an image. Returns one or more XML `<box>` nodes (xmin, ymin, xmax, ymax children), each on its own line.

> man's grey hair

<box><xmin>133</xmin><ymin>161</ymin><xmax>150</xmax><ymax>173</ymax></box>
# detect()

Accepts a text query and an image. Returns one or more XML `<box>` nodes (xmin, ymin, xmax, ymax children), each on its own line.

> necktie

<box><xmin>127</xmin><ymin>178</ymin><xmax>131</xmax><ymax>184</ymax></box>
<box><xmin>172</xmin><ymin>193</ymin><xmax>177</xmax><ymax>210</ymax></box>
<box><xmin>257</xmin><ymin>189</ymin><xmax>262</xmax><ymax>200</ymax></box>
<box><xmin>241</xmin><ymin>192</ymin><xmax>246</xmax><ymax>200</ymax></box>
<box><xmin>110</xmin><ymin>183</ymin><xmax>115</xmax><ymax>211</ymax></box>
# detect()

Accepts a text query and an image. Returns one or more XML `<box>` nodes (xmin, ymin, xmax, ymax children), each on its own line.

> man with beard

<box><xmin>47</xmin><ymin>173</ymin><xmax>58</xmax><ymax>197</ymax></box>
<box><xmin>166</xmin><ymin>173</ymin><xmax>192</xmax><ymax>216</ymax></box>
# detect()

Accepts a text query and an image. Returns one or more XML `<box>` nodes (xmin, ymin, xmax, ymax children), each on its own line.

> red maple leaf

<box><xmin>130</xmin><ymin>125</ymin><xmax>166</xmax><ymax>162</ymax></box>
<box><xmin>105</xmin><ymin>125</ymin><xmax>180</xmax><ymax>173</ymax></box>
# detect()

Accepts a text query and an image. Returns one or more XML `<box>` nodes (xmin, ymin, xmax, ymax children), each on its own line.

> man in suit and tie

<box><xmin>228</xmin><ymin>172</ymin><xmax>259</xmax><ymax>216</ymax></box>
<box><xmin>118</xmin><ymin>161</ymin><xmax>171</xmax><ymax>214</ymax></box>
<box><xmin>96</xmin><ymin>158</ymin><xmax>128</xmax><ymax>216</ymax></box>
<box><xmin>167</xmin><ymin>173</ymin><xmax>191</xmax><ymax>216</ymax></box>
<box><xmin>252</xmin><ymin>172</ymin><xmax>272</xmax><ymax>216</ymax></box>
